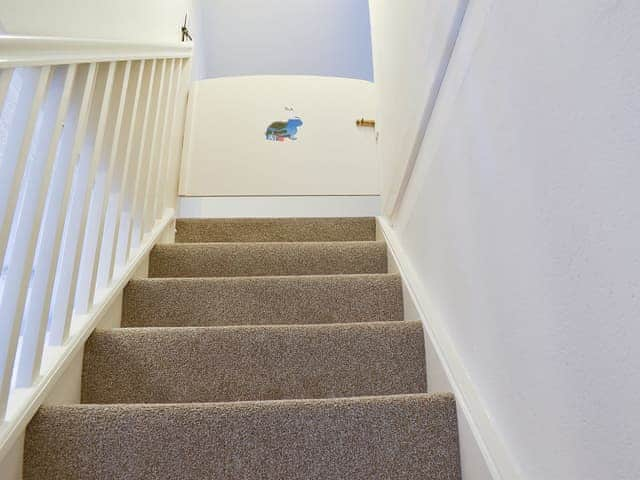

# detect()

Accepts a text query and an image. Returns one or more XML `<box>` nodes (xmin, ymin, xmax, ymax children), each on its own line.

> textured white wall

<box><xmin>369</xmin><ymin>0</ymin><xmax>468</xmax><ymax>210</ymax></box>
<box><xmin>0</xmin><ymin>0</ymin><xmax>191</xmax><ymax>43</ymax></box>
<box><xmin>191</xmin><ymin>0</ymin><xmax>373</xmax><ymax>81</ymax></box>
<box><xmin>180</xmin><ymin>76</ymin><xmax>378</xmax><ymax>196</ymax></box>
<box><xmin>374</xmin><ymin>1</ymin><xmax>640</xmax><ymax>479</ymax></box>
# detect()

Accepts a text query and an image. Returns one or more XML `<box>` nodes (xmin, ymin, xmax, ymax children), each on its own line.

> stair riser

<box><xmin>149</xmin><ymin>242</ymin><xmax>387</xmax><ymax>278</ymax></box>
<box><xmin>25</xmin><ymin>395</ymin><xmax>461</xmax><ymax>480</ymax></box>
<box><xmin>176</xmin><ymin>217</ymin><xmax>377</xmax><ymax>243</ymax></box>
<box><xmin>122</xmin><ymin>274</ymin><xmax>403</xmax><ymax>327</ymax></box>
<box><xmin>82</xmin><ymin>322</ymin><xmax>426</xmax><ymax>404</ymax></box>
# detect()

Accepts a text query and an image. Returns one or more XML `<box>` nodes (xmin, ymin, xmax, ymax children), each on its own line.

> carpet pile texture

<box><xmin>24</xmin><ymin>217</ymin><xmax>461</xmax><ymax>479</ymax></box>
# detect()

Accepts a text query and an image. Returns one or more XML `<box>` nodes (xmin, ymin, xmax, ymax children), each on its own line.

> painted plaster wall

<box><xmin>369</xmin><ymin>0</ymin><xmax>468</xmax><ymax>210</ymax></box>
<box><xmin>191</xmin><ymin>0</ymin><xmax>373</xmax><ymax>81</ymax></box>
<box><xmin>179</xmin><ymin>75</ymin><xmax>378</xmax><ymax>197</ymax></box>
<box><xmin>0</xmin><ymin>0</ymin><xmax>191</xmax><ymax>43</ymax></box>
<box><xmin>373</xmin><ymin>0</ymin><xmax>640</xmax><ymax>479</ymax></box>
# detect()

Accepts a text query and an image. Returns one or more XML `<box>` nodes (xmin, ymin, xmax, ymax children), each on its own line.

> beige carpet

<box><xmin>24</xmin><ymin>216</ymin><xmax>462</xmax><ymax>479</ymax></box>
<box><xmin>149</xmin><ymin>241</ymin><xmax>387</xmax><ymax>278</ymax></box>
<box><xmin>26</xmin><ymin>394</ymin><xmax>460</xmax><ymax>480</ymax></box>
<box><xmin>82</xmin><ymin>321</ymin><xmax>427</xmax><ymax>403</ymax></box>
<box><xmin>122</xmin><ymin>273</ymin><xmax>403</xmax><ymax>327</ymax></box>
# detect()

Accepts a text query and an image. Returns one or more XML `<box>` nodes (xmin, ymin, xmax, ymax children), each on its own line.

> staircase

<box><xmin>23</xmin><ymin>217</ymin><xmax>462</xmax><ymax>479</ymax></box>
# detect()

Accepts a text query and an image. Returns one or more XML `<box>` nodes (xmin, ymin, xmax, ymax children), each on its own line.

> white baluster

<box><xmin>91</xmin><ymin>61</ymin><xmax>132</xmax><ymax>294</ymax></box>
<box><xmin>122</xmin><ymin>59</ymin><xmax>157</xmax><ymax>263</ymax></box>
<box><xmin>18</xmin><ymin>64</ymin><xmax>97</xmax><ymax>381</ymax></box>
<box><xmin>0</xmin><ymin>68</ymin><xmax>51</xmax><ymax>282</ymax></box>
<box><xmin>166</xmin><ymin>58</ymin><xmax>191</xmax><ymax>210</ymax></box>
<box><xmin>10</xmin><ymin>65</ymin><xmax>78</xmax><ymax>389</ymax></box>
<box><xmin>0</xmin><ymin>65</ymin><xmax>55</xmax><ymax>416</ymax></box>
<box><xmin>138</xmin><ymin>59</ymin><xmax>167</xmax><ymax>242</ymax></box>
<box><xmin>102</xmin><ymin>60</ymin><xmax>146</xmax><ymax>283</ymax></box>
<box><xmin>48</xmin><ymin>62</ymin><xmax>115</xmax><ymax>345</ymax></box>
<box><xmin>152</xmin><ymin>59</ymin><xmax>177</xmax><ymax>220</ymax></box>
<box><xmin>0</xmin><ymin>68</ymin><xmax>15</xmax><ymax>111</ymax></box>
<box><xmin>74</xmin><ymin>61</ymin><xmax>131</xmax><ymax>313</ymax></box>
<box><xmin>143</xmin><ymin>59</ymin><xmax>172</xmax><ymax>231</ymax></box>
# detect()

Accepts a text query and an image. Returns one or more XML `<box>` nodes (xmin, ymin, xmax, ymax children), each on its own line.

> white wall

<box><xmin>180</xmin><ymin>75</ymin><xmax>378</xmax><ymax>196</ymax></box>
<box><xmin>369</xmin><ymin>0</ymin><xmax>468</xmax><ymax>211</ymax></box>
<box><xmin>0</xmin><ymin>0</ymin><xmax>191</xmax><ymax>44</ymax></box>
<box><xmin>178</xmin><ymin>196</ymin><xmax>380</xmax><ymax>219</ymax></box>
<box><xmin>191</xmin><ymin>0</ymin><xmax>373</xmax><ymax>81</ymax></box>
<box><xmin>373</xmin><ymin>1</ymin><xmax>640</xmax><ymax>479</ymax></box>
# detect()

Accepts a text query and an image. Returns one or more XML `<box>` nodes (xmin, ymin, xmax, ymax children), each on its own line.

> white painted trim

<box><xmin>0</xmin><ymin>210</ymin><xmax>175</xmax><ymax>463</ymax></box>
<box><xmin>75</xmin><ymin>62</ymin><xmax>121</xmax><ymax>314</ymax></box>
<box><xmin>177</xmin><ymin>195</ymin><xmax>381</xmax><ymax>218</ymax></box>
<box><xmin>177</xmin><ymin>82</ymin><xmax>197</xmax><ymax>196</ymax></box>
<box><xmin>142</xmin><ymin>60</ymin><xmax>169</xmax><ymax>233</ymax></box>
<box><xmin>39</xmin><ymin>63</ymin><xmax>98</xmax><ymax>345</ymax></box>
<box><xmin>60</xmin><ymin>62</ymin><xmax>117</xmax><ymax>324</ymax></box>
<box><xmin>0</xmin><ymin>67</ymin><xmax>52</xmax><ymax>279</ymax></box>
<box><xmin>85</xmin><ymin>61</ymin><xmax>133</xmax><ymax>306</ymax></box>
<box><xmin>0</xmin><ymin>35</ymin><xmax>192</xmax><ymax>68</ymax></box>
<box><xmin>124</xmin><ymin>59</ymin><xmax>157</xmax><ymax>256</ymax></box>
<box><xmin>164</xmin><ymin>58</ymin><xmax>191</xmax><ymax>211</ymax></box>
<box><xmin>378</xmin><ymin>217</ymin><xmax>521</xmax><ymax>480</ymax></box>
<box><xmin>0</xmin><ymin>67</ymin><xmax>53</xmax><ymax>416</ymax></box>
<box><xmin>109</xmin><ymin>60</ymin><xmax>147</xmax><ymax>274</ymax></box>
<box><xmin>153</xmin><ymin>59</ymin><xmax>177</xmax><ymax>219</ymax></box>
<box><xmin>0</xmin><ymin>68</ymin><xmax>14</xmax><ymax>109</ymax></box>
<box><xmin>13</xmin><ymin>65</ymin><xmax>78</xmax><ymax>389</ymax></box>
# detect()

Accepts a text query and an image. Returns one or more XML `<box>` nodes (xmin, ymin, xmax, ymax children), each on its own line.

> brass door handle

<box><xmin>356</xmin><ymin>118</ymin><xmax>376</xmax><ymax>128</ymax></box>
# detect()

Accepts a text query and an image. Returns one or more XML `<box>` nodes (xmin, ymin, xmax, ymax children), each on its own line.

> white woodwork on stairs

<box><xmin>0</xmin><ymin>35</ymin><xmax>192</xmax><ymax>462</ymax></box>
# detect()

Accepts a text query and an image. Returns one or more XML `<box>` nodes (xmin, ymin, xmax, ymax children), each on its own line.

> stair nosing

<box><xmin>99</xmin><ymin>320</ymin><xmax>421</xmax><ymax>334</ymax></box>
<box><xmin>46</xmin><ymin>392</ymin><xmax>450</xmax><ymax>410</ymax></box>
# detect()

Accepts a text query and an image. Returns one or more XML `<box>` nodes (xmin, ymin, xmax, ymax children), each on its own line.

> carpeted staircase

<box><xmin>24</xmin><ymin>217</ymin><xmax>462</xmax><ymax>479</ymax></box>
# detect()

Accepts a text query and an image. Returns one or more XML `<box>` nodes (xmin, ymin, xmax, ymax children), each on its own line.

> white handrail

<box><xmin>0</xmin><ymin>35</ymin><xmax>192</xmax><ymax>68</ymax></box>
<box><xmin>0</xmin><ymin>35</ymin><xmax>192</xmax><ymax>456</ymax></box>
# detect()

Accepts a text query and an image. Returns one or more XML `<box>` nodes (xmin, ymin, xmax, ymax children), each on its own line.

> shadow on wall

<box><xmin>191</xmin><ymin>0</ymin><xmax>374</xmax><ymax>81</ymax></box>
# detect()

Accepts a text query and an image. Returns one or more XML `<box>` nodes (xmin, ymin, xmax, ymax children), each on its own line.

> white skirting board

<box><xmin>378</xmin><ymin>217</ymin><xmax>518</xmax><ymax>480</ymax></box>
<box><xmin>177</xmin><ymin>196</ymin><xmax>381</xmax><ymax>218</ymax></box>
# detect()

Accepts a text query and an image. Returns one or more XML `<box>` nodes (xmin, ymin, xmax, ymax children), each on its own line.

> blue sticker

<box><xmin>265</xmin><ymin>117</ymin><xmax>303</xmax><ymax>142</ymax></box>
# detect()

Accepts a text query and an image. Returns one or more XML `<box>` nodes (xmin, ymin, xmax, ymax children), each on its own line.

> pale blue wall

<box><xmin>192</xmin><ymin>0</ymin><xmax>374</xmax><ymax>81</ymax></box>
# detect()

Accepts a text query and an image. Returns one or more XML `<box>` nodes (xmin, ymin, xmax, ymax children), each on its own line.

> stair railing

<box><xmin>0</xmin><ymin>35</ymin><xmax>191</xmax><ymax>451</ymax></box>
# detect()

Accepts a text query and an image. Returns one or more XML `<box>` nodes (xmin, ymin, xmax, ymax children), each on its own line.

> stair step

<box><xmin>149</xmin><ymin>241</ymin><xmax>387</xmax><ymax>278</ymax></box>
<box><xmin>175</xmin><ymin>217</ymin><xmax>376</xmax><ymax>243</ymax></box>
<box><xmin>122</xmin><ymin>273</ymin><xmax>403</xmax><ymax>327</ymax></box>
<box><xmin>25</xmin><ymin>394</ymin><xmax>461</xmax><ymax>480</ymax></box>
<box><xmin>82</xmin><ymin>321</ymin><xmax>426</xmax><ymax>404</ymax></box>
